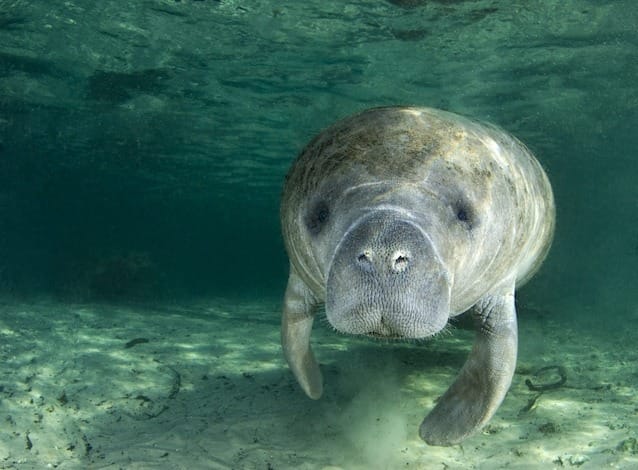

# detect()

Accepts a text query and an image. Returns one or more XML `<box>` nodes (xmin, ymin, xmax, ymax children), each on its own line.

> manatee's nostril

<box><xmin>392</xmin><ymin>252</ymin><xmax>410</xmax><ymax>273</ymax></box>
<box><xmin>357</xmin><ymin>251</ymin><xmax>374</xmax><ymax>272</ymax></box>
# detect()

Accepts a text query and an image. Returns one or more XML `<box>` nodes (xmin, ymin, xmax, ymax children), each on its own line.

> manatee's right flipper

<box><xmin>419</xmin><ymin>282</ymin><xmax>518</xmax><ymax>445</ymax></box>
<box><xmin>281</xmin><ymin>266</ymin><xmax>323</xmax><ymax>399</ymax></box>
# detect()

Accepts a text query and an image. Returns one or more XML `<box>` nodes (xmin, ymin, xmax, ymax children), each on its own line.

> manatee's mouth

<box><xmin>364</xmin><ymin>331</ymin><xmax>403</xmax><ymax>340</ymax></box>
<box><xmin>361</xmin><ymin>313</ymin><xmax>407</xmax><ymax>340</ymax></box>
<box><xmin>363</xmin><ymin>318</ymin><xmax>404</xmax><ymax>339</ymax></box>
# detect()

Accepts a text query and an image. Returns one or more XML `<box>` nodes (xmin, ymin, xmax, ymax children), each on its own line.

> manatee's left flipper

<box><xmin>420</xmin><ymin>282</ymin><xmax>518</xmax><ymax>446</ymax></box>
<box><xmin>281</xmin><ymin>266</ymin><xmax>323</xmax><ymax>399</ymax></box>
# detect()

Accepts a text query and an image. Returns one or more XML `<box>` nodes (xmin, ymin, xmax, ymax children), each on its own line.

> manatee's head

<box><xmin>325</xmin><ymin>210</ymin><xmax>451</xmax><ymax>339</ymax></box>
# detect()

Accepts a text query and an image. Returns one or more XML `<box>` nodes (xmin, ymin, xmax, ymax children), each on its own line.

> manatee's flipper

<box><xmin>420</xmin><ymin>282</ymin><xmax>518</xmax><ymax>446</ymax></box>
<box><xmin>281</xmin><ymin>267</ymin><xmax>323</xmax><ymax>399</ymax></box>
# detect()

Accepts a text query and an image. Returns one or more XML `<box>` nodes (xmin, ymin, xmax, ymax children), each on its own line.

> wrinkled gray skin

<box><xmin>280</xmin><ymin>107</ymin><xmax>555</xmax><ymax>446</ymax></box>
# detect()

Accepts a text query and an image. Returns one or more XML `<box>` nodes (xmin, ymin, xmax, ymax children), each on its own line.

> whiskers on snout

<box><xmin>316</xmin><ymin>305</ymin><xmax>456</xmax><ymax>344</ymax></box>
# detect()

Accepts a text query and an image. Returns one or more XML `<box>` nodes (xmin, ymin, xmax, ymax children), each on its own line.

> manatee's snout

<box><xmin>326</xmin><ymin>212</ymin><xmax>451</xmax><ymax>339</ymax></box>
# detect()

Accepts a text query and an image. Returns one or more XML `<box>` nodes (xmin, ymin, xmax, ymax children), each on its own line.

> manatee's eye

<box><xmin>453</xmin><ymin>200</ymin><xmax>476</xmax><ymax>230</ymax></box>
<box><xmin>305</xmin><ymin>200</ymin><xmax>330</xmax><ymax>235</ymax></box>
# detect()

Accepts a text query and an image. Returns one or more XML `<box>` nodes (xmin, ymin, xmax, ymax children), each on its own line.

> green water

<box><xmin>1</xmin><ymin>1</ymin><xmax>637</xmax><ymax>468</ymax></box>
<box><xmin>0</xmin><ymin>0</ymin><xmax>635</xmax><ymax>310</ymax></box>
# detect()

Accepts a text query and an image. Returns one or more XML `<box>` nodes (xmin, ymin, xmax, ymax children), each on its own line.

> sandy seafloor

<box><xmin>0</xmin><ymin>297</ymin><xmax>636</xmax><ymax>470</ymax></box>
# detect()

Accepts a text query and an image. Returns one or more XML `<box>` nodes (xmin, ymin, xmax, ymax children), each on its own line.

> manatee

<box><xmin>279</xmin><ymin>106</ymin><xmax>555</xmax><ymax>446</ymax></box>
